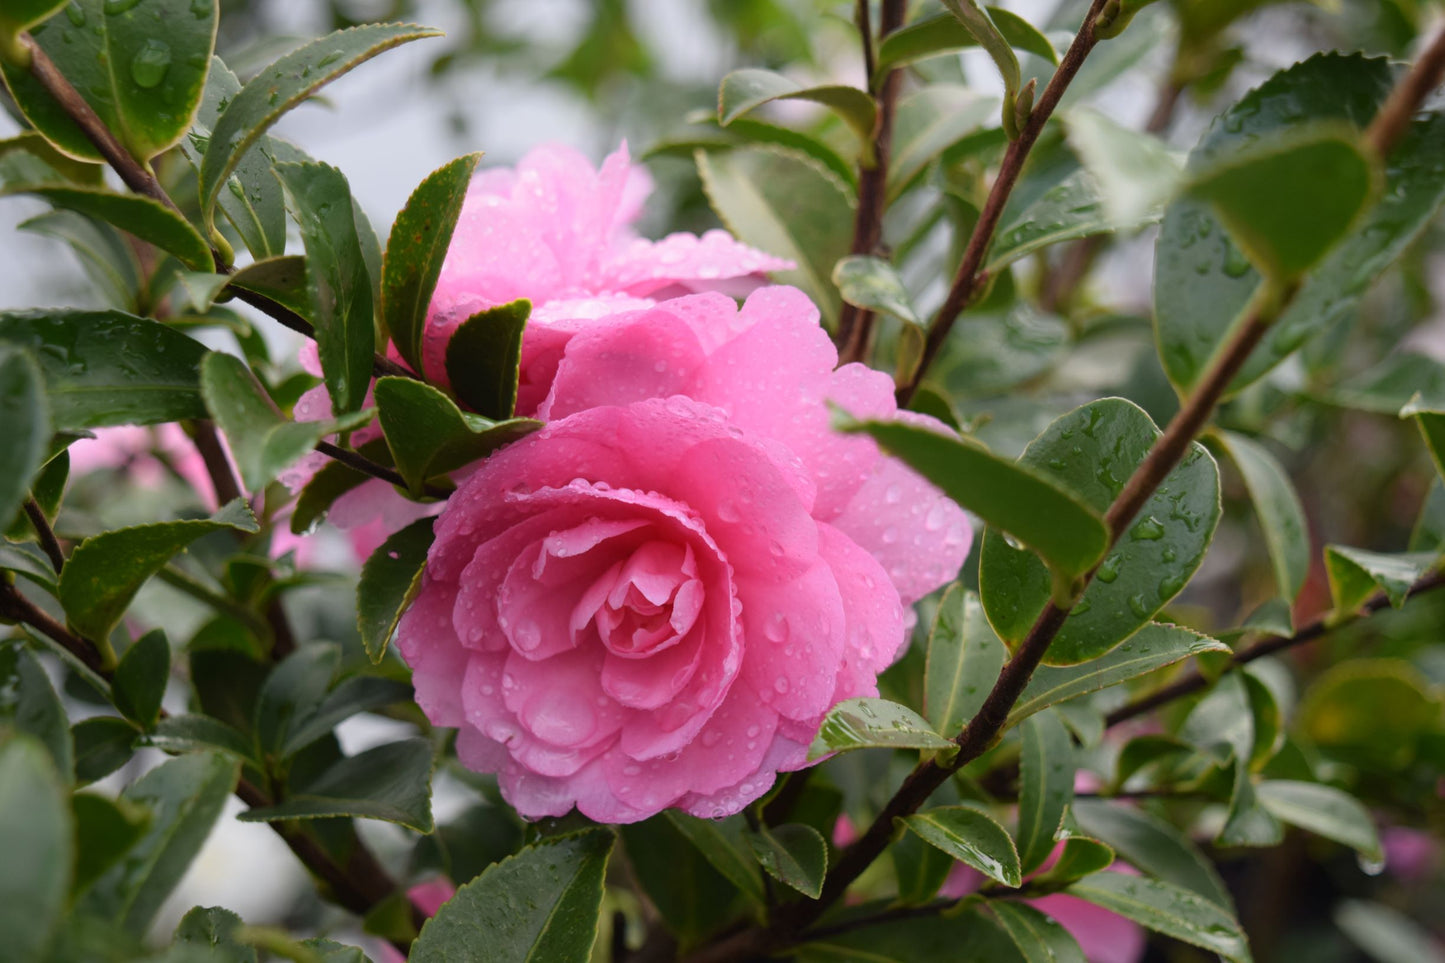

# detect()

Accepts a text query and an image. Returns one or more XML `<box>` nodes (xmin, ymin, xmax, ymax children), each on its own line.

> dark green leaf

<box><xmin>1410</xmin><ymin>478</ymin><xmax>1445</xmax><ymax>553</ymax></box>
<box><xmin>1066</xmin><ymin>873</ymin><xmax>1251</xmax><ymax>963</ymax></box>
<box><xmin>989</xmin><ymin>900</ymin><xmax>1086</xmax><ymax>963</ymax></box>
<box><xmin>844</xmin><ymin>416</ymin><xmax>1108</xmax><ymax>579</ymax></box>
<box><xmin>374</xmin><ymin>376</ymin><xmax>539</xmax><ymax>492</ymax></box>
<box><xmin>939</xmin><ymin>0</ymin><xmax>1022</xmax><ymax>136</ymax></box>
<box><xmin>1218</xmin><ymin>432</ymin><xmax>1309</xmax><ymax>606</ymax></box>
<box><xmin>254</xmin><ymin>643</ymin><xmax>339</xmax><ymax>757</ymax></box>
<box><xmin>382</xmin><ymin>152</ymin><xmax>482</xmax><ymax>372</ymax></box>
<box><xmin>1257</xmin><ymin>780</ymin><xmax>1381</xmax><ymax>860</ymax></box>
<box><xmin>794</xmin><ymin>904</ymin><xmax>1025</xmax><ymax>963</ymax></box>
<box><xmin>832</xmin><ymin>255</ymin><xmax>919</xmax><ymax>326</ymax></box>
<box><xmin>0</xmin><ymin>348</ymin><xmax>47</xmax><ymax>554</ymax></box>
<box><xmin>931</xmin><ymin>304</ymin><xmax>1071</xmax><ymax>398</ymax></box>
<box><xmin>1402</xmin><ymin>393</ymin><xmax>1445</xmax><ymax>481</ymax></box>
<box><xmin>199</xmin><ymin>23</ymin><xmax>442</xmax><ymax>229</ymax></box>
<box><xmin>175</xmin><ymin>906</ymin><xmax>256</xmax><ymax>963</ymax></box>
<box><xmin>71</xmin><ymin>793</ymin><xmax>149</xmax><ymax>898</ymax></box>
<box><xmin>0</xmin><ymin>185</ymin><xmax>212</xmax><ymax>270</ymax></box>
<box><xmin>411</xmin><ymin>829</ymin><xmax>614</xmax><ymax>963</ymax></box>
<box><xmin>1324</xmin><ymin>546</ymin><xmax>1436</xmax><ymax>612</ymax></box>
<box><xmin>357</xmin><ymin>517</ymin><xmax>435</xmax><ymax>664</ymax></box>
<box><xmin>875</xmin><ymin>8</ymin><xmax>1057</xmax><ymax>77</ymax></box>
<box><xmin>988</xmin><ymin>168</ymin><xmax>1121</xmax><ymax>271</ymax></box>
<box><xmin>437</xmin><ymin>300</ymin><xmax>528</xmax><ymax>422</ymax></box>
<box><xmin>81</xmin><ymin>751</ymin><xmax>238</xmax><ymax>937</ymax></box>
<box><xmin>1016</xmin><ymin>709</ymin><xmax>1072</xmax><ymax>874</ymax></box>
<box><xmin>58</xmin><ymin>499</ymin><xmax>259</xmax><ymax>645</ymax></box>
<box><xmin>718</xmin><ymin>69</ymin><xmax>876</xmax><ymax>147</ymax></box>
<box><xmin>662</xmin><ymin>813</ymin><xmax>766</xmax><ymax>906</ymax></box>
<box><xmin>239</xmin><ymin>739</ymin><xmax>433</xmax><ymax>831</ymax></box>
<box><xmin>226</xmin><ymin>256</ymin><xmax>311</xmax><ymax>320</ymax></box>
<box><xmin>0</xmin><ymin>310</ymin><xmax>210</xmax><ymax>429</ymax></box>
<box><xmin>620</xmin><ymin>817</ymin><xmax>739</xmax><ymax>947</ymax></box>
<box><xmin>1071</xmin><ymin>799</ymin><xmax>1233</xmax><ymax>908</ymax></box>
<box><xmin>903</xmin><ymin>805</ymin><xmax>1021</xmax><ymax>887</ymax></box>
<box><xmin>0</xmin><ymin>0</ymin><xmax>66</xmax><ymax>47</ymax></box>
<box><xmin>281</xmin><ymin>675</ymin><xmax>412</xmax><ymax>757</ymax></box>
<box><xmin>809</xmin><ymin>697</ymin><xmax>955</xmax><ymax>759</ymax></box>
<box><xmin>146</xmin><ymin>714</ymin><xmax>255</xmax><ymax>764</ymax></box>
<box><xmin>1036</xmin><ymin>835</ymin><xmax>1115</xmax><ymax>884</ymax></box>
<box><xmin>112</xmin><ymin>629</ymin><xmax>169</xmax><ymax>731</ymax></box>
<box><xmin>72</xmin><ymin>716</ymin><xmax>138</xmax><ymax>785</ymax></box>
<box><xmin>746</xmin><ymin>823</ymin><xmax>827</xmax><ymax>899</ymax></box>
<box><xmin>0</xmin><ymin>543</ymin><xmax>58</xmax><ymax>594</ymax></box>
<box><xmin>0</xmin><ymin>734</ymin><xmax>70</xmax><ymax>963</ymax></box>
<box><xmin>892</xmin><ymin>829</ymin><xmax>955</xmax><ymax>904</ymax></box>
<box><xmin>924</xmin><ymin>584</ymin><xmax>1007</xmax><ymax>734</ymax></box>
<box><xmin>0</xmin><ymin>642</ymin><xmax>71</xmax><ymax>776</ymax></box>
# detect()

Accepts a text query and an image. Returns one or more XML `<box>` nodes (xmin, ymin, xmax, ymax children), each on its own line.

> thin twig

<box><xmin>0</xmin><ymin>583</ymin><xmax>105</xmax><ymax>673</ymax></box>
<box><xmin>189</xmin><ymin>420</ymin><xmax>245</xmax><ymax>506</ymax></box>
<box><xmin>154</xmin><ymin>565</ymin><xmax>271</xmax><ymax>638</ymax></box>
<box><xmin>23</xmin><ymin>497</ymin><xmax>65</xmax><ymax>573</ymax></box>
<box><xmin>1365</xmin><ymin>24</ymin><xmax>1445</xmax><ymax>157</ymax></box>
<box><xmin>897</xmin><ymin>0</ymin><xmax>1110</xmax><ymax>405</ymax></box>
<box><xmin>313</xmin><ymin>440</ymin><xmax>449</xmax><ymax>499</ymax></box>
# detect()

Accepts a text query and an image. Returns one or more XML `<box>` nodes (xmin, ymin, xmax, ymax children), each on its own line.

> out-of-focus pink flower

<box><xmin>423</xmin><ymin>142</ymin><xmax>793</xmax><ymax>414</ymax></box>
<box><xmin>69</xmin><ymin>424</ymin><xmax>217</xmax><ymax>507</ymax></box>
<box><xmin>1383</xmin><ymin>826</ymin><xmax>1440</xmax><ymax>882</ymax></box>
<box><xmin>397</xmin><ymin>286</ymin><xmax>970</xmax><ymax>823</ymax></box>
<box><xmin>379</xmin><ymin>878</ymin><xmax>457</xmax><ymax>963</ymax></box>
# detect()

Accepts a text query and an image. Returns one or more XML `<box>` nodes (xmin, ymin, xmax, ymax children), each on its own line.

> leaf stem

<box><xmin>313</xmin><ymin>440</ymin><xmax>450</xmax><ymax>499</ymax></box>
<box><xmin>1365</xmin><ymin>24</ymin><xmax>1445</xmax><ymax>157</ymax></box>
<box><xmin>154</xmin><ymin>564</ymin><xmax>271</xmax><ymax>638</ymax></box>
<box><xmin>23</xmin><ymin>497</ymin><xmax>65</xmax><ymax>573</ymax></box>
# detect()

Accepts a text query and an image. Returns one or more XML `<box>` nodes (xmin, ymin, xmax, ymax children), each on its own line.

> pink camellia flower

<box><xmin>397</xmin><ymin>286</ymin><xmax>970</xmax><ymax>822</ymax></box>
<box><xmin>423</xmin><ymin>141</ymin><xmax>792</xmax><ymax>414</ymax></box>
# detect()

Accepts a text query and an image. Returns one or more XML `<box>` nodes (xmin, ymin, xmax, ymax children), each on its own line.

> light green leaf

<box><xmin>1410</xmin><ymin>478</ymin><xmax>1445</xmax><ymax>553</ymax></box>
<box><xmin>1017</xmin><ymin>709</ymin><xmax>1073</xmax><ymax>875</ymax></box>
<box><xmin>0</xmin><ymin>185</ymin><xmax>212</xmax><ymax>270</ymax></box>
<box><xmin>809</xmin><ymin>697</ymin><xmax>955</xmax><ymax>759</ymax></box>
<box><xmin>718</xmin><ymin>69</ymin><xmax>876</xmax><ymax>147</ymax></box>
<box><xmin>662</xmin><ymin>812</ymin><xmax>766</xmax><ymax>906</ymax></box>
<box><xmin>903</xmin><ymin>805</ymin><xmax>1022</xmax><ymax>887</ymax></box>
<box><xmin>1218</xmin><ymin>432</ymin><xmax>1309</xmax><ymax>606</ymax></box>
<box><xmin>58</xmin><ymin>500</ymin><xmax>259</xmax><ymax>646</ymax></box>
<box><xmin>989</xmin><ymin>900</ymin><xmax>1086</xmax><ymax>963</ymax></box>
<box><xmin>0</xmin><ymin>642</ymin><xmax>71</xmax><ymax>777</ymax></box>
<box><xmin>0</xmin><ymin>348</ymin><xmax>47</xmax><ymax>531</ymax></box>
<box><xmin>174</xmin><ymin>905</ymin><xmax>255</xmax><ymax>963</ymax></box>
<box><xmin>0</xmin><ymin>734</ymin><xmax>70</xmax><ymax>963</ymax></box>
<box><xmin>939</xmin><ymin>0</ymin><xmax>1023</xmax><ymax>137</ymax></box>
<box><xmin>411</xmin><ymin>829</ymin><xmax>614</xmax><ymax>963</ymax></box>
<box><xmin>746</xmin><ymin>823</ymin><xmax>828</xmax><ymax>899</ymax></box>
<box><xmin>1336</xmin><ymin>900</ymin><xmax>1445</xmax><ymax>963</ymax></box>
<box><xmin>1066</xmin><ymin>873</ymin><xmax>1251</xmax><ymax>963</ymax></box>
<box><xmin>1064</xmin><ymin>107</ymin><xmax>1182</xmax><ymax>226</ymax></box>
<box><xmin>444</xmin><ymin>299</ymin><xmax>531</xmax><ymax>421</ymax></box>
<box><xmin>1257</xmin><ymin>780</ymin><xmax>1381</xmax><ymax>860</ymax></box>
<box><xmin>112</xmin><ymin>629</ymin><xmax>169</xmax><ymax>731</ymax></box>
<box><xmin>1324</xmin><ymin>546</ymin><xmax>1436</xmax><ymax>612</ymax></box>
<box><xmin>1299</xmin><ymin>660</ymin><xmax>1439</xmax><ymax>770</ymax></box>
<box><xmin>374</xmin><ymin>377</ymin><xmax>538</xmax><ymax>493</ymax></box>
<box><xmin>357</xmin><ymin>517</ymin><xmax>435</xmax><ymax>664</ymax></box>
<box><xmin>832</xmin><ymin>255</ymin><xmax>918</xmax><ymax>326</ymax></box>
<box><xmin>382</xmin><ymin>152</ymin><xmax>483</xmax><ymax>373</ymax></box>
<box><xmin>987</xmin><ymin>167</ymin><xmax>1137</xmax><ymax>274</ymax></box>
<box><xmin>924</xmin><ymin>584</ymin><xmax>1007</xmax><ymax>735</ymax></box>
<box><xmin>1037</xmin><ymin>835</ymin><xmax>1115</xmax><ymax>884</ymax></box>
<box><xmin>875</xmin><ymin>8</ymin><xmax>1058</xmax><ymax>79</ymax></box>
<box><xmin>886</xmin><ymin>85</ymin><xmax>997</xmax><ymax>201</ymax></box>
<box><xmin>238</xmin><ymin>739</ymin><xmax>433</xmax><ymax>831</ymax></box>
<box><xmin>1071</xmin><ymin>799</ymin><xmax>1233</xmax><ymax>908</ymax></box>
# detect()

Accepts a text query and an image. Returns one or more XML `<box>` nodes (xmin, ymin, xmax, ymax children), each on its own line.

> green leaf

<box><xmin>226</xmin><ymin>256</ymin><xmax>311</xmax><ymax>320</ymax></box>
<box><xmin>1256</xmin><ymin>780</ymin><xmax>1381</xmax><ymax>860</ymax></box>
<box><xmin>112</xmin><ymin>629</ymin><xmax>169</xmax><ymax>731</ymax></box>
<box><xmin>1065</xmin><ymin>107</ymin><xmax>1182</xmax><ymax>226</ymax></box>
<box><xmin>281</xmin><ymin>676</ymin><xmax>412</xmax><ymax>758</ymax></box>
<box><xmin>1336</xmin><ymin>900</ymin><xmax>1445</xmax><ymax>963</ymax></box>
<box><xmin>19</xmin><ymin>210</ymin><xmax>140</xmax><ymax>309</ymax></box>
<box><xmin>979</xmin><ymin>399</ymin><xmax>1220</xmax><ymax>663</ymax></box>
<box><xmin>72</xmin><ymin>716</ymin><xmax>138</xmax><ymax>785</ymax></box>
<box><xmin>274</xmin><ymin>162</ymin><xmax>375</xmax><ymax>414</ymax></box>
<box><xmin>892</xmin><ymin>829</ymin><xmax>956</xmax><ymax>904</ymax></box>
<box><xmin>1017</xmin><ymin>709</ymin><xmax>1073</xmax><ymax>875</ymax></box>
<box><xmin>924</xmin><ymin>584</ymin><xmax>1007</xmax><ymax>735</ymax></box>
<box><xmin>887</xmin><ymin>85</ymin><xmax>997</xmax><ymax>202</ymax></box>
<box><xmin>0</xmin><ymin>185</ymin><xmax>212</xmax><ymax>271</ymax></box>
<box><xmin>0</xmin><ymin>348</ymin><xmax>47</xmax><ymax>532</ymax></box>
<box><xmin>254</xmin><ymin>643</ymin><xmax>339</xmax><ymax>757</ymax></box>
<box><xmin>1071</xmin><ymin>799</ymin><xmax>1233</xmax><ymax>908</ymax></box>
<box><xmin>844</xmin><ymin>416</ymin><xmax>1108</xmax><ymax>579</ymax></box>
<box><xmin>903</xmin><ymin>805</ymin><xmax>1022</xmax><ymax>887</ymax></box>
<box><xmin>291</xmin><ymin>456</ymin><xmax>369</xmax><ymax>534</ymax></box>
<box><xmin>1324</xmin><ymin>546</ymin><xmax>1436</xmax><ymax>612</ymax></box>
<box><xmin>411</xmin><ymin>829</ymin><xmax>614</xmax><ymax>963</ymax></box>
<box><xmin>0</xmin><ymin>0</ymin><xmax>66</xmax><ymax>50</ymax></box>
<box><xmin>717</xmin><ymin>69</ymin><xmax>876</xmax><ymax>148</ymax></box>
<box><xmin>746</xmin><ymin>823</ymin><xmax>827</xmax><ymax>899</ymax></box>
<box><xmin>1186</xmin><ymin>124</ymin><xmax>1376</xmax><ymax>281</ymax></box>
<box><xmin>357</xmin><ymin>517</ymin><xmax>436</xmax><ymax>664</ymax></box>
<box><xmin>382</xmin><ymin>152</ymin><xmax>483</xmax><ymax>372</ymax></box>
<box><xmin>988</xmin><ymin>901</ymin><xmax>1086</xmax><ymax>963</ymax></box>
<box><xmin>1036</xmin><ymin>835</ymin><xmax>1115</xmax><ymax>884</ymax></box>
<box><xmin>1321</xmin><ymin>352</ymin><xmax>1445</xmax><ymax>415</ymax></box>
<box><xmin>1411</xmin><ymin>478</ymin><xmax>1445</xmax><ymax>553</ymax></box>
<box><xmin>238</xmin><ymin>739</ymin><xmax>434</xmax><ymax>831</ymax></box>
<box><xmin>0</xmin><ymin>131</ymin><xmax>102</xmax><ymax>186</ymax></box>
<box><xmin>146</xmin><ymin>714</ymin><xmax>255</xmax><ymax>764</ymax></box>
<box><xmin>0</xmin><ymin>734</ymin><xmax>70</xmax><ymax>963</ymax></box>
<box><xmin>0</xmin><ymin>642</ymin><xmax>72</xmax><ymax>777</ymax></box>
<box><xmin>696</xmin><ymin>146</ymin><xmax>853</xmax><ymax>326</ymax></box>
<box><xmin>875</xmin><ymin>8</ymin><xmax>1057</xmax><ymax>78</ymax></box>
<box><xmin>832</xmin><ymin>255</ymin><xmax>919</xmax><ymax>326</ymax></box>
<box><xmin>444</xmin><ymin>299</ymin><xmax>530</xmax><ymax>420</ymax></box>
<box><xmin>0</xmin><ymin>543</ymin><xmax>58</xmax><ymax>594</ymax></box>
<box><xmin>938</xmin><ymin>1</ymin><xmax>1023</xmax><ymax>137</ymax></box>
<box><xmin>932</xmin><ymin>304</ymin><xmax>1071</xmax><ymax>398</ymax></box>
<box><xmin>662</xmin><ymin>813</ymin><xmax>766</xmax><ymax>906</ymax></box>
<box><xmin>809</xmin><ymin>697</ymin><xmax>955</xmax><ymax>759</ymax></box>
<box><xmin>795</xmin><ymin>905</ymin><xmax>1026</xmax><ymax>963</ymax></box>
<box><xmin>199</xmin><ymin>22</ymin><xmax>442</xmax><ymax>229</ymax></box>
<box><xmin>620</xmin><ymin>817</ymin><xmax>740</xmax><ymax>947</ymax></box>
<box><xmin>1217</xmin><ymin>432</ymin><xmax>1309</xmax><ymax>606</ymax></box>
<box><xmin>987</xmin><ymin>166</ymin><xmax>1150</xmax><ymax>278</ymax></box>
<box><xmin>175</xmin><ymin>906</ymin><xmax>256</xmax><ymax>963</ymax></box>
<box><xmin>1299</xmin><ymin>660</ymin><xmax>1439</xmax><ymax>770</ymax></box>
<box><xmin>0</xmin><ymin>310</ymin><xmax>210</xmax><ymax>429</ymax></box>
<box><xmin>0</xmin><ymin>0</ymin><xmax>217</xmax><ymax>162</ymax></box>
<box><xmin>81</xmin><ymin>751</ymin><xmax>238</xmax><ymax>938</ymax></box>
<box><xmin>199</xmin><ymin>352</ymin><xmax>373</xmax><ymax>492</ymax></box>
<box><xmin>71</xmin><ymin>793</ymin><xmax>149</xmax><ymax>899</ymax></box>
<box><xmin>58</xmin><ymin>499</ymin><xmax>259</xmax><ymax>646</ymax></box>
<box><xmin>374</xmin><ymin>377</ymin><xmax>538</xmax><ymax>493</ymax></box>
<box><xmin>1402</xmin><ymin>393</ymin><xmax>1445</xmax><ymax>481</ymax></box>
<box><xmin>1068</xmin><ymin>874</ymin><xmax>1251</xmax><ymax>962</ymax></box>
<box><xmin>1008</xmin><ymin>622</ymin><xmax>1227</xmax><ymax>726</ymax></box>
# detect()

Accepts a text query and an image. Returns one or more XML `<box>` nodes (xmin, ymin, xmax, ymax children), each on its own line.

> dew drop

<box><xmin>103</xmin><ymin>0</ymin><xmax>143</xmax><ymax>13</ymax></box>
<box><xmin>1130</xmin><ymin>516</ymin><xmax>1165</xmax><ymax>541</ymax></box>
<box><xmin>1127</xmin><ymin>594</ymin><xmax>1151</xmax><ymax>618</ymax></box>
<box><xmin>130</xmin><ymin>38</ymin><xmax>171</xmax><ymax>88</ymax></box>
<box><xmin>65</xmin><ymin>3</ymin><xmax>85</xmax><ymax>26</ymax></box>
<box><xmin>1095</xmin><ymin>555</ymin><xmax>1122</xmax><ymax>583</ymax></box>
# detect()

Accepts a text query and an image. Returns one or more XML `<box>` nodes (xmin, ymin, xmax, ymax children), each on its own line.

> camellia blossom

<box><xmin>398</xmin><ymin>286</ymin><xmax>970</xmax><ymax>822</ymax></box>
<box><xmin>423</xmin><ymin>141</ymin><xmax>793</xmax><ymax>414</ymax></box>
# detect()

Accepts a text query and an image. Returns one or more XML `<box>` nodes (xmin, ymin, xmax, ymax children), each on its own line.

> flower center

<box><xmin>572</xmin><ymin>540</ymin><xmax>704</xmax><ymax>658</ymax></box>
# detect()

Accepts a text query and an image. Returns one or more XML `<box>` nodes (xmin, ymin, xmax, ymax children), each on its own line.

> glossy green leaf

<box><xmin>886</xmin><ymin>85</ymin><xmax>997</xmax><ymax>201</ymax></box>
<box><xmin>1017</xmin><ymin>709</ymin><xmax>1073</xmax><ymax>874</ymax></box>
<box><xmin>809</xmin><ymin>697</ymin><xmax>955</xmax><ymax>759</ymax></box>
<box><xmin>987</xmin><ymin>166</ymin><xmax>1153</xmax><ymax>276</ymax></box>
<box><xmin>932</xmin><ymin>304</ymin><xmax>1071</xmax><ymax>398</ymax></box>
<box><xmin>112</xmin><ymin>629</ymin><xmax>169</xmax><ymax>731</ymax></box>
<box><xmin>1183</xmin><ymin>676</ymin><xmax>1282</xmax><ymax>847</ymax></box>
<box><xmin>844</xmin><ymin>416</ymin><xmax>1108</xmax><ymax>579</ymax></box>
<box><xmin>412</xmin><ymin>829</ymin><xmax>614</xmax><ymax>963</ymax></box>
<box><xmin>746</xmin><ymin>823</ymin><xmax>827</xmax><ymax>899</ymax></box>
<box><xmin>1037</xmin><ymin>835</ymin><xmax>1115</xmax><ymax>884</ymax></box>
<box><xmin>146</xmin><ymin>714</ymin><xmax>255</xmax><ymax>764</ymax></box>
<box><xmin>374</xmin><ymin>376</ymin><xmax>538</xmax><ymax>492</ymax></box>
<box><xmin>1324</xmin><ymin>546</ymin><xmax>1436</xmax><ymax>612</ymax></box>
<box><xmin>1066</xmin><ymin>873</ymin><xmax>1251</xmax><ymax>963</ymax></box>
<box><xmin>1321</xmin><ymin>352</ymin><xmax>1445</xmax><ymax>415</ymax></box>
<box><xmin>1336</xmin><ymin>900</ymin><xmax>1445</xmax><ymax>963</ymax></box>
<box><xmin>1218</xmin><ymin>432</ymin><xmax>1309</xmax><ymax>606</ymax></box>
<box><xmin>1186</xmin><ymin>125</ymin><xmax>1375</xmax><ymax>281</ymax></box>
<box><xmin>275</xmin><ymin>162</ymin><xmax>375</xmax><ymax>414</ymax></box>
<box><xmin>174</xmin><ymin>906</ymin><xmax>255</xmax><ymax>963</ymax></box>
<box><xmin>254</xmin><ymin>643</ymin><xmax>339</xmax><ymax>756</ymax></box>
<box><xmin>655</xmin><ymin>114</ymin><xmax>859</xmax><ymax>190</ymax></box>
<box><xmin>1065</xmin><ymin>107</ymin><xmax>1181</xmax><ymax>226</ymax></box>
<box><xmin>0</xmin><ymin>0</ymin><xmax>217</xmax><ymax>162</ymax></box>
<box><xmin>0</xmin><ymin>185</ymin><xmax>212</xmax><ymax>270</ymax></box>
<box><xmin>832</xmin><ymin>255</ymin><xmax>919</xmax><ymax>326</ymax></box>
<box><xmin>1008</xmin><ymin>623</ymin><xmax>1228</xmax><ymax>727</ymax></box>
<box><xmin>875</xmin><ymin>8</ymin><xmax>1058</xmax><ymax>79</ymax></box>
<box><xmin>0</xmin><ymin>131</ymin><xmax>102</xmax><ymax>185</ymax></box>
<box><xmin>0</xmin><ymin>543</ymin><xmax>58</xmax><ymax>595</ymax></box>
<box><xmin>0</xmin><ymin>734</ymin><xmax>70</xmax><ymax>963</ymax></box>
<box><xmin>19</xmin><ymin>210</ymin><xmax>140</xmax><ymax>309</ymax></box>
<box><xmin>199</xmin><ymin>352</ymin><xmax>373</xmax><ymax>492</ymax></box>
<box><xmin>979</xmin><ymin>398</ymin><xmax>1220</xmax><ymax>663</ymax></box>
<box><xmin>892</xmin><ymin>829</ymin><xmax>956</xmax><ymax>905</ymax></box>
<box><xmin>70</xmin><ymin>793</ymin><xmax>148</xmax><ymax>901</ymax></box>
<box><xmin>662</xmin><ymin>813</ymin><xmax>766</xmax><ymax>905</ymax></box>
<box><xmin>696</xmin><ymin>146</ymin><xmax>852</xmax><ymax>325</ymax></box>
<box><xmin>0</xmin><ymin>643</ymin><xmax>71</xmax><ymax>777</ymax></box>
<box><xmin>1402</xmin><ymin>393</ymin><xmax>1445</xmax><ymax>480</ymax></box>
<box><xmin>1257</xmin><ymin>780</ymin><xmax>1381</xmax><ymax>860</ymax></box>
<box><xmin>989</xmin><ymin>901</ymin><xmax>1086</xmax><ymax>963</ymax></box>
<box><xmin>1071</xmin><ymin>799</ymin><xmax>1233</xmax><ymax>908</ymax></box>
<box><xmin>72</xmin><ymin>716</ymin><xmax>138</xmax><ymax>786</ymax></box>
<box><xmin>357</xmin><ymin>517</ymin><xmax>435</xmax><ymax>664</ymax></box>
<box><xmin>903</xmin><ymin>806</ymin><xmax>1022</xmax><ymax>887</ymax></box>
<box><xmin>382</xmin><ymin>152</ymin><xmax>483</xmax><ymax>371</ymax></box>
<box><xmin>924</xmin><ymin>584</ymin><xmax>1007</xmax><ymax>734</ymax></box>
<box><xmin>0</xmin><ymin>0</ymin><xmax>65</xmax><ymax>49</ymax></box>
<box><xmin>795</xmin><ymin>905</ymin><xmax>1025</xmax><ymax>963</ymax></box>
<box><xmin>718</xmin><ymin>69</ymin><xmax>876</xmax><ymax>146</ymax></box>
<box><xmin>226</xmin><ymin>256</ymin><xmax>310</xmax><ymax>321</ymax></box>
<box><xmin>1299</xmin><ymin>660</ymin><xmax>1439</xmax><ymax>769</ymax></box>
<box><xmin>281</xmin><ymin>676</ymin><xmax>413</xmax><ymax>759</ymax></box>
<box><xmin>0</xmin><ymin>310</ymin><xmax>210</xmax><ymax>429</ymax></box>
<box><xmin>81</xmin><ymin>751</ymin><xmax>238</xmax><ymax>937</ymax></box>
<box><xmin>445</xmin><ymin>299</ymin><xmax>530</xmax><ymax>420</ymax></box>
<box><xmin>199</xmin><ymin>22</ymin><xmax>442</xmax><ymax>228</ymax></box>
<box><xmin>0</xmin><ymin>348</ymin><xmax>47</xmax><ymax>532</ymax></box>
<box><xmin>239</xmin><ymin>739</ymin><xmax>433</xmax><ymax>831</ymax></box>
<box><xmin>58</xmin><ymin>499</ymin><xmax>258</xmax><ymax>645</ymax></box>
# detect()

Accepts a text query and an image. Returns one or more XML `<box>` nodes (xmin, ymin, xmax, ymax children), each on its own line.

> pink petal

<box><xmin>737</xmin><ymin>557</ymin><xmax>847</xmax><ymax>722</ymax></box>
<box><xmin>396</xmin><ymin>585</ymin><xmax>473</xmax><ymax>728</ymax></box>
<box><xmin>603</xmin><ymin>228</ymin><xmax>795</xmax><ymax>297</ymax></box>
<box><xmin>678</xmin><ymin>729</ymin><xmax>810</xmax><ymax>819</ymax></box>
<box><xmin>1027</xmin><ymin>894</ymin><xmax>1146</xmax><ymax>963</ymax></box>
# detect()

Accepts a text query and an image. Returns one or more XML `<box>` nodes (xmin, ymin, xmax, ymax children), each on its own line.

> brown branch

<box><xmin>1105</xmin><ymin>569</ymin><xmax>1445</xmax><ymax>727</ymax></box>
<box><xmin>836</xmin><ymin>0</ymin><xmax>905</xmax><ymax>365</ymax></box>
<box><xmin>0</xmin><ymin>583</ymin><xmax>104</xmax><ymax>674</ymax></box>
<box><xmin>898</xmin><ymin>0</ymin><xmax>1110</xmax><ymax>405</ymax></box>
<box><xmin>1365</xmin><ymin>24</ymin><xmax>1445</xmax><ymax>157</ymax></box>
<box><xmin>313</xmin><ymin>440</ymin><xmax>448</xmax><ymax>499</ymax></box>
<box><xmin>23</xmin><ymin>498</ymin><xmax>66</xmax><ymax>573</ymax></box>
